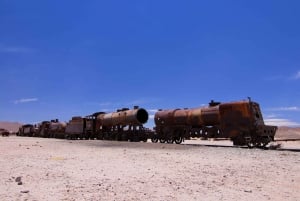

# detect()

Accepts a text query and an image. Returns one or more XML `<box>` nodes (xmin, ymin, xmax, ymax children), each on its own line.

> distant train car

<box><xmin>17</xmin><ymin>124</ymin><xmax>36</xmax><ymax>137</ymax></box>
<box><xmin>64</xmin><ymin>112</ymin><xmax>105</xmax><ymax>140</ymax></box>
<box><xmin>65</xmin><ymin>117</ymin><xmax>85</xmax><ymax>139</ymax></box>
<box><xmin>86</xmin><ymin>112</ymin><xmax>105</xmax><ymax>139</ymax></box>
<box><xmin>36</xmin><ymin>119</ymin><xmax>66</xmax><ymax>138</ymax></box>
<box><xmin>153</xmin><ymin>99</ymin><xmax>277</xmax><ymax>148</ymax></box>
<box><xmin>36</xmin><ymin>121</ymin><xmax>51</xmax><ymax>138</ymax></box>
<box><xmin>0</xmin><ymin>128</ymin><xmax>10</xmax><ymax>137</ymax></box>
<box><xmin>49</xmin><ymin>120</ymin><xmax>66</xmax><ymax>139</ymax></box>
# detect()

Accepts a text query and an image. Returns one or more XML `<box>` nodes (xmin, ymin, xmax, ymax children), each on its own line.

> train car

<box><xmin>85</xmin><ymin>112</ymin><xmax>105</xmax><ymax>139</ymax></box>
<box><xmin>49</xmin><ymin>120</ymin><xmax>66</xmax><ymax>139</ymax></box>
<box><xmin>65</xmin><ymin>116</ymin><xmax>86</xmax><ymax>139</ymax></box>
<box><xmin>17</xmin><ymin>124</ymin><xmax>36</xmax><ymax>137</ymax></box>
<box><xmin>36</xmin><ymin>119</ymin><xmax>66</xmax><ymax>138</ymax></box>
<box><xmin>153</xmin><ymin>98</ymin><xmax>277</xmax><ymax>148</ymax></box>
<box><xmin>0</xmin><ymin>128</ymin><xmax>10</xmax><ymax>137</ymax></box>
<box><xmin>64</xmin><ymin>113</ymin><xmax>103</xmax><ymax>140</ymax></box>
<box><xmin>96</xmin><ymin>106</ymin><xmax>151</xmax><ymax>142</ymax></box>
<box><xmin>36</xmin><ymin>121</ymin><xmax>51</xmax><ymax>138</ymax></box>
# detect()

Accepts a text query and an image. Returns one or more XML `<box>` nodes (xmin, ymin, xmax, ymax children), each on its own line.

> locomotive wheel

<box><xmin>256</xmin><ymin>142</ymin><xmax>267</xmax><ymax>148</ymax></box>
<box><xmin>159</xmin><ymin>139</ymin><xmax>166</xmax><ymax>143</ymax></box>
<box><xmin>167</xmin><ymin>139</ymin><xmax>173</xmax><ymax>144</ymax></box>
<box><xmin>174</xmin><ymin>137</ymin><xmax>183</xmax><ymax>144</ymax></box>
<box><xmin>151</xmin><ymin>137</ymin><xmax>158</xmax><ymax>143</ymax></box>
<box><xmin>247</xmin><ymin>141</ymin><xmax>255</xmax><ymax>148</ymax></box>
<box><xmin>257</xmin><ymin>137</ymin><xmax>271</xmax><ymax>149</ymax></box>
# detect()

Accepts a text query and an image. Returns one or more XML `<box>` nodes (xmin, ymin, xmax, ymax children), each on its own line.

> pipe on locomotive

<box><xmin>98</xmin><ymin>106</ymin><xmax>149</xmax><ymax>126</ymax></box>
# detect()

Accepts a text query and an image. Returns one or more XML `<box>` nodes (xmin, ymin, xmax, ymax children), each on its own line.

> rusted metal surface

<box><xmin>0</xmin><ymin>128</ymin><xmax>9</xmax><ymax>136</ymax></box>
<box><xmin>99</xmin><ymin>106</ymin><xmax>148</xmax><ymax>126</ymax></box>
<box><xmin>65</xmin><ymin>117</ymin><xmax>84</xmax><ymax>137</ymax></box>
<box><xmin>17</xmin><ymin>124</ymin><xmax>36</xmax><ymax>137</ymax></box>
<box><xmin>154</xmin><ymin>99</ymin><xmax>277</xmax><ymax>147</ymax></box>
<box><xmin>49</xmin><ymin>120</ymin><xmax>66</xmax><ymax>139</ymax></box>
<box><xmin>35</xmin><ymin>120</ymin><xmax>65</xmax><ymax>138</ymax></box>
<box><xmin>94</xmin><ymin>106</ymin><xmax>150</xmax><ymax>142</ymax></box>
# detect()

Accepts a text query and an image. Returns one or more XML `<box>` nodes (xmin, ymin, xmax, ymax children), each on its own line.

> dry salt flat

<box><xmin>0</xmin><ymin>136</ymin><xmax>299</xmax><ymax>201</ymax></box>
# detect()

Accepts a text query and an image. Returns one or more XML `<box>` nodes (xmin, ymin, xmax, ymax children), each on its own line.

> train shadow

<box><xmin>66</xmin><ymin>138</ymin><xmax>300</xmax><ymax>152</ymax></box>
<box><xmin>181</xmin><ymin>142</ymin><xmax>300</xmax><ymax>152</ymax></box>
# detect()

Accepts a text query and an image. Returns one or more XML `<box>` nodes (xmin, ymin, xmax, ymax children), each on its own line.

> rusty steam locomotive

<box><xmin>152</xmin><ymin>98</ymin><xmax>277</xmax><ymax>148</ymax></box>
<box><xmin>17</xmin><ymin>106</ymin><xmax>152</xmax><ymax>142</ymax></box>
<box><xmin>17</xmin><ymin>98</ymin><xmax>277</xmax><ymax>148</ymax></box>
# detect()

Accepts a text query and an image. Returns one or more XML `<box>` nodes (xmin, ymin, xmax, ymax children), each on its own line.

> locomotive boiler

<box><xmin>96</xmin><ymin>106</ymin><xmax>151</xmax><ymax>141</ymax></box>
<box><xmin>153</xmin><ymin>98</ymin><xmax>277</xmax><ymax>147</ymax></box>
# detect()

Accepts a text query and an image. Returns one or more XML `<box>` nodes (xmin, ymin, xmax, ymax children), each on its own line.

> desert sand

<box><xmin>1</xmin><ymin>136</ymin><xmax>299</xmax><ymax>201</ymax></box>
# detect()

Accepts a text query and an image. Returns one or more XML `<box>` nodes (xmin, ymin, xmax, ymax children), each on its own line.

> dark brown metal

<box><xmin>65</xmin><ymin>116</ymin><xmax>84</xmax><ymax>139</ymax></box>
<box><xmin>99</xmin><ymin>108</ymin><xmax>148</xmax><ymax>126</ymax></box>
<box><xmin>0</xmin><ymin>128</ymin><xmax>9</xmax><ymax>137</ymax></box>
<box><xmin>154</xmin><ymin>99</ymin><xmax>277</xmax><ymax>147</ymax></box>
<box><xmin>17</xmin><ymin>124</ymin><xmax>36</xmax><ymax>137</ymax></box>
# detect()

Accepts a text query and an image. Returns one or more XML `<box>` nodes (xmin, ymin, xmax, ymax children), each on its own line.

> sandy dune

<box><xmin>0</xmin><ymin>136</ymin><xmax>299</xmax><ymax>201</ymax></box>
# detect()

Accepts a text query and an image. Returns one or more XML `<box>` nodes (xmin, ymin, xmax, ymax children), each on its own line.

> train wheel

<box><xmin>167</xmin><ymin>139</ymin><xmax>173</xmax><ymax>144</ymax></box>
<box><xmin>256</xmin><ymin>142</ymin><xmax>267</xmax><ymax>149</ymax></box>
<box><xmin>247</xmin><ymin>141</ymin><xmax>255</xmax><ymax>148</ymax></box>
<box><xmin>151</xmin><ymin>137</ymin><xmax>158</xmax><ymax>143</ymax></box>
<box><xmin>159</xmin><ymin>139</ymin><xmax>166</xmax><ymax>143</ymax></box>
<box><xmin>175</xmin><ymin>137</ymin><xmax>183</xmax><ymax>144</ymax></box>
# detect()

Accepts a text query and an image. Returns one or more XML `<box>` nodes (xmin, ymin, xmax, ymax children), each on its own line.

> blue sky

<box><xmin>0</xmin><ymin>0</ymin><xmax>300</xmax><ymax>128</ymax></box>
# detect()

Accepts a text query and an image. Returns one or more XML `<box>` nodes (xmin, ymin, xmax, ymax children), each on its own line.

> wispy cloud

<box><xmin>0</xmin><ymin>45</ymin><xmax>34</xmax><ymax>53</ymax></box>
<box><xmin>265</xmin><ymin>70</ymin><xmax>300</xmax><ymax>81</ymax></box>
<box><xmin>265</xmin><ymin>118</ymin><xmax>300</xmax><ymax>127</ymax></box>
<box><xmin>264</xmin><ymin>114</ymin><xmax>278</xmax><ymax>119</ymax></box>
<box><xmin>98</xmin><ymin>102</ymin><xmax>113</xmax><ymax>107</ymax></box>
<box><xmin>267</xmin><ymin>107</ymin><xmax>300</xmax><ymax>112</ymax></box>
<box><xmin>292</xmin><ymin>71</ymin><xmax>300</xmax><ymax>80</ymax></box>
<box><xmin>14</xmin><ymin>98</ymin><xmax>38</xmax><ymax>104</ymax></box>
<box><xmin>125</xmin><ymin>98</ymin><xmax>153</xmax><ymax>106</ymax></box>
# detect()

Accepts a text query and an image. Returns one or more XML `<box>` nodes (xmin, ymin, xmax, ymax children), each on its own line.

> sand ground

<box><xmin>1</xmin><ymin>136</ymin><xmax>299</xmax><ymax>201</ymax></box>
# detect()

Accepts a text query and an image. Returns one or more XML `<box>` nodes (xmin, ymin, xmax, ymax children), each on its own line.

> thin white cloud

<box><xmin>267</xmin><ymin>106</ymin><xmax>300</xmax><ymax>112</ymax></box>
<box><xmin>265</xmin><ymin>118</ymin><xmax>300</xmax><ymax>127</ymax></box>
<box><xmin>14</xmin><ymin>98</ymin><xmax>38</xmax><ymax>104</ymax></box>
<box><xmin>149</xmin><ymin>114</ymin><xmax>155</xmax><ymax>119</ymax></box>
<box><xmin>266</xmin><ymin>70</ymin><xmax>300</xmax><ymax>81</ymax></box>
<box><xmin>125</xmin><ymin>98</ymin><xmax>161</xmax><ymax>106</ymax></box>
<box><xmin>292</xmin><ymin>71</ymin><xmax>300</xmax><ymax>80</ymax></box>
<box><xmin>264</xmin><ymin>114</ymin><xmax>278</xmax><ymax>119</ymax></box>
<box><xmin>0</xmin><ymin>46</ymin><xmax>34</xmax><ymax>53</ymax></box>
<box><xmin>98</xmin><ymin>102</ymin><xmax>113</xmax><ymax>107</ymax></box>
<box><xmin>125</xmin><ymin>99</ymin><xmax>147</xmax><ymax>106</ymax></box>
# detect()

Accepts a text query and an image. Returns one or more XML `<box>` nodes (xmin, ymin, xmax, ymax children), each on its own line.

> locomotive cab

<box><xmin>219</xmin><ymin>100</ymin><xmax>277</xmax><ymax>147</ymax></box>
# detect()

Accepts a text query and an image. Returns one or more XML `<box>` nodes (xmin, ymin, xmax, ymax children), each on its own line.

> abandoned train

<box><xmin>152</xmin><ymin>98</ymin><xmax>277</xmax><ymax>148</ymax></box>
<box><xmin>17</xmin><ymin>98</ymin><xmax>277</xmax><ymax>148</ymax></box>
<box><xmin>17</xmin><ymin>106</ymin><xmax>152</xmax><ymax>142</ymax></box>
